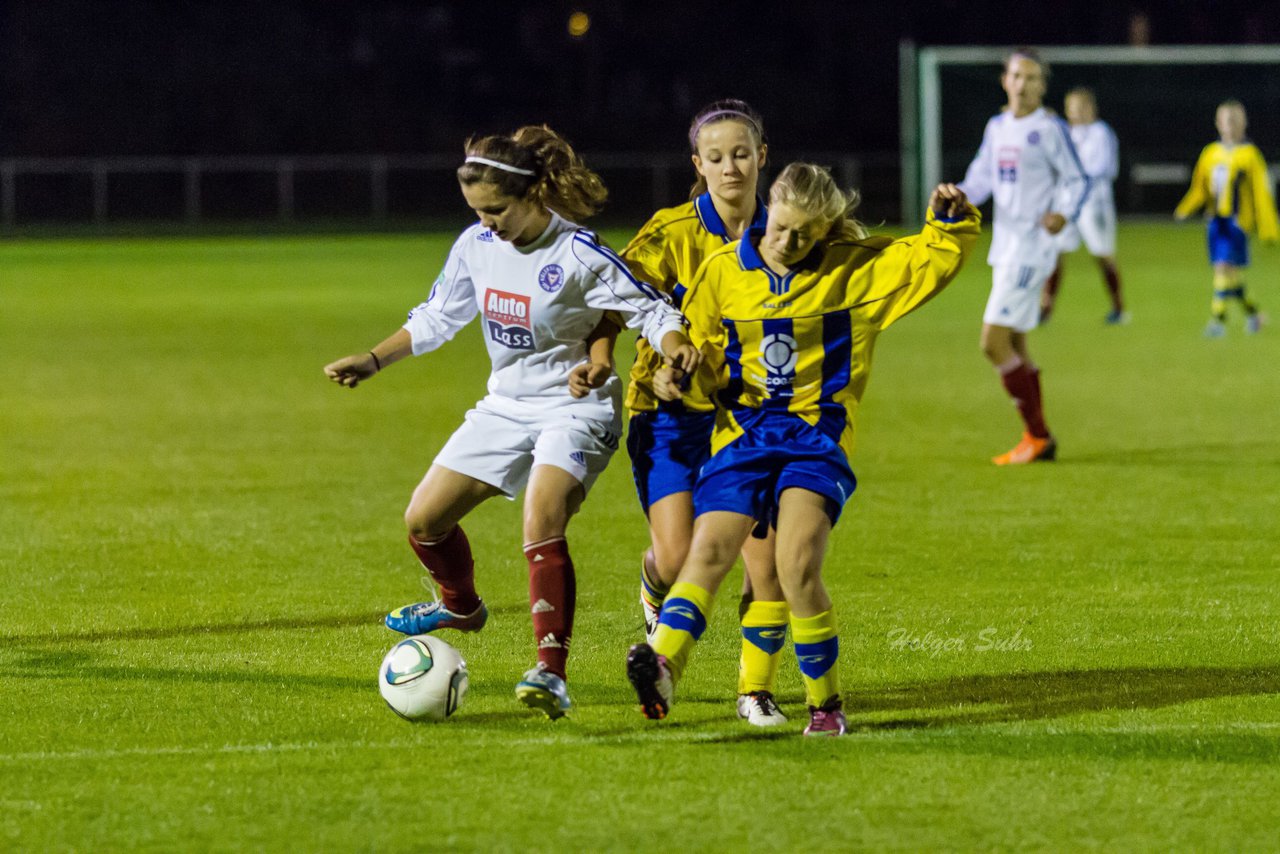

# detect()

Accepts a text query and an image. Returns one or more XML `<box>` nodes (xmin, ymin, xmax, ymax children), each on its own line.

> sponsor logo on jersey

<box><xmin>477</xmin><ymin>229</ymin><xmax>495</xmax><ymax>242</ymax></box>
<box><xmin>998</xmin><ymin>146</ymin><xmax>1020</xmax><ymax>182</ymax></box>
<box><xmin>760</xmin><ymin>332</ymin><xmax>799</xmax><ymax>396</ymax></box>
<box><xmin>538</xmin><ymin>263</ymin><xmax>565</xmax><ymax>293</ymax></box>
<box><xmin>484</xmin><ymin>289</ymin><xmax>534</xmax><ymax>350</ymax></box>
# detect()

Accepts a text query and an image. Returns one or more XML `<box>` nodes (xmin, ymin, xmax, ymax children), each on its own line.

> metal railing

<box><xmin>0</xmin><ymin>152</ymin><xmax>868</xmax><ymax>230</ymax></box>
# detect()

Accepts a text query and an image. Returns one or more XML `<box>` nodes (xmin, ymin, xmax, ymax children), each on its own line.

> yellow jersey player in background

<box><xmin>625</xmin><ymin>164</ymin><xmax>979</xmax><ymax>736</ymax></box>
<box><xmin>1175</xmin><ymin>99</ymin><xmax>1279</xmax><ymax>336</ymax></box>
<box><xmin>573</xmin><ymin>100</ymin><xmax>792</xmax><ymax>728</ymax></box>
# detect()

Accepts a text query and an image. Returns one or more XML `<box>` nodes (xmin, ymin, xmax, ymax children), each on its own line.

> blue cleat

<box><xmin>515</xmin><ymin>664</ymin><xmax>572</xmax><ymax>719</ymax></box>
<box><xmin>1104</xmin><ymin>309</ymin><xmax>1131</xmax><ymax>325</ymax></box>
<box><xmin>385</xmin><ymin>600</ymin><xmax>488</xmax><ymax>635</ymax></box>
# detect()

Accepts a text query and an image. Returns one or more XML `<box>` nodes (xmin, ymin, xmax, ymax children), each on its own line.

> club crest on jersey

<box><xmin>484</xmin><ymin>289</ymin><xmax>534</xmax><ymax>350</ymax></box>
<box><xmin>538</xmin><ymin>264</ymin><xmax>565</xmax><ymax>293</ymax></box>
<box><xmin>1026</xmin><ymin>130</ymin><xmax>1041</xmax><ymax>145</ymax></box>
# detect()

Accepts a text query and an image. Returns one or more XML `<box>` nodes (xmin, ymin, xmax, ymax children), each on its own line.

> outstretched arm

<box><xmin>323</xmin><ymin>328</ymin><xmax>413</xmax><ymax>389</ymax></box>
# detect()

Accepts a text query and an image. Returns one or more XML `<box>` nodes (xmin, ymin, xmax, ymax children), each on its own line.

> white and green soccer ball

<box><xmin>378</xmin><ymin>635</ymin><xmax>469</xmax><ymax>721</ymax></box>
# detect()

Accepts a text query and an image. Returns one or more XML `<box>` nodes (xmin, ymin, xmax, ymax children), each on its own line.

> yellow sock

<box><xmin>738</xmin><ymin>600</ymin><xmax>789</xmax><ymax>694</ymax></box>
<box><xmin>639</xmin><ymin>555</ymin><xmax>668</xmax><ymax>612</ymax></box>
<box><xmin>791</xmin><ymin>609</ymin><xmax>840</xmax><ymax>708</ymax></box>
<box><xmin>1212</xmin><ymin>269</ymin><xmax>1240</xmax><ymax>319</ymax></box>
<box><xmin>651</xmin><ymin>581</ymin><xmax>713</xmax><ymax>683</ymax></box>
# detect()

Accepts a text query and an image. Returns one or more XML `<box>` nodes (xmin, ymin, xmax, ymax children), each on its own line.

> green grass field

<box><xmin>3</xmin><ymin>222</ymin><xmax>1278</xmax><ymax>851</ymax></box>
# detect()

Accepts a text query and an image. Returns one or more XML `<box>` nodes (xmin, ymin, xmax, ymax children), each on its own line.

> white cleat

<box><xmin>736</xmin><ymin>691</ymin><xmax>788</xmax><ymax>727</ymax></box>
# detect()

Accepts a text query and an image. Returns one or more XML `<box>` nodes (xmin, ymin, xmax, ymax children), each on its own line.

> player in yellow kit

<box><xmin>625</xmin><ymin>164</ymin><xmax>979</xmax><ymax>735</ymax></box>
<box><xmin>572</xmin><ymin>100</ymin><xmax>792</xmax><ymax>727</ymax></box>
<box><xmin>1175</xmin><ymin>99</ymin><xmax>1279</xmax><ymax>336</ymax></box>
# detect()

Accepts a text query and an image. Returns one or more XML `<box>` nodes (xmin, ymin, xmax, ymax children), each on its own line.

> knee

<box><xmin>522</xmin><ymin>505</ymin><xmax>568</xmax><ymax>544</ymax></box>
<box><xmin>404</xmin><ymin>506</ymin><xmax>451</xmax><ymax>543</ymax></box>
<box><xmin>687</xmin><ymin>535</ymin><xmax>740</xmax><ymax>574</ymax></box>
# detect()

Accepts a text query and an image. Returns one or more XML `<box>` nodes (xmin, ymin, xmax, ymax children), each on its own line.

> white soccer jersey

<box><xmin>959</xmin><ymin>107</ymin><xmax>1091</xmax><ymax>267</ymax></box>
<box><xmin>1070</xmin><ymin>120</ymin><xmax>1119</xmax><ymax>204</ymax></box>
<box><xmin>403</xmin><ymin>211</ymin><xmax>686</xmax><ymax>424</ymax></box>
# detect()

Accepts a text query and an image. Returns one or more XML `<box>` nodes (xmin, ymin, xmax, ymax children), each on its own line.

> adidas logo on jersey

<box><xmin>538</xmin><ymin>633</ymin><xmax>564</xmax><ymax>649</ymax></box>
<box><xmin>532</xmin><ymin>599</ymin><xmax>556</xmax><ymax>614</ymax></box>
<box><xmin>477</xmin><ymin>230</ymin><xmax>495</xmax><ymax>242</ymax></box>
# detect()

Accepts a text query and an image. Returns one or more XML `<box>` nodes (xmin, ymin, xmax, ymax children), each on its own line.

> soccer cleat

<box><xmin>515</xmin><ymin>663</ymin><xmax>573</xmax><ymax>720</ymax></box>
<box><xmin>1245</xmin><ymin>313</ymin><xmax>1265</xmax><ymax>335</ymax></box>
<box><xmin>1104</xmin><ymin>309</ymin><xmax>1131</xmax><ymax>325</ymax></box>
<box><xmin>804</xmin><ymin>697</ymin><xmax>848</xmax><ymax>737</ymax></box>
<box><xmin>991</xmin><ymin>432</ymin><xmax>1057</xmax><ymax>466</ymax></box>
<box><xmin>626</xmin><ymin>643</ymin><xmax>673</xmax><ymax>720</ymax></box>
<box><xmin>640</xmin><ymin>586</ymin><xmax>662</xmax><ymax>646</ymax></box>
<box><xmin>1204</xmin><ymin>319</ymin><xmax>1226</xmax><ymax>338</ymax></box>
<box><xmin>736</xmin><ymin>691</ymin><xmax>788</xmax><ymax>727</ymax></box>
<box><xmin>385</xmin><ymin>600</ymin><xmax>488</xmax><ymax>635</ymax></box>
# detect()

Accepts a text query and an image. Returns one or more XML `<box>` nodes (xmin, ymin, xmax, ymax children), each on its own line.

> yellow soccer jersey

<box><xmin>621</xmin><ymin>192</ymin><xmax>767</xmax><ymax>414</ymax></box>
<box><xmin>1175</xmin><ymin>141</ymin><xmax>1280</xmax><ymax>241</ymax></box>
<box><xmin>681</xmin><ymin>206</ymin><xmax>981</xmax><ymax>462</ymax></box>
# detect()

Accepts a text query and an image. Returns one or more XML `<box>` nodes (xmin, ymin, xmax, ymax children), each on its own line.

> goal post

<box><xmin>901</xmin><ymin>43</ymin><xmax>1280</xmax><ymax>223</ymax></box>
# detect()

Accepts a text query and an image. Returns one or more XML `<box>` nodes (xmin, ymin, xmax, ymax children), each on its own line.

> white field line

<box><xmin>2</xmin><ymin>722</ymin><xmax>1278</xmax><ymax>764</ymax></box>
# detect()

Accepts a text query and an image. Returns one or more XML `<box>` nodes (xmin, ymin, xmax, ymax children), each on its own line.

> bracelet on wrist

<box><xmin>369</xmin><ymin>351</ymin><xmax>382</xmax><ymax>372</ymax></box>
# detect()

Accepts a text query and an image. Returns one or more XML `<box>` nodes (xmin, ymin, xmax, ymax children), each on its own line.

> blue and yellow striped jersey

<box><xmin>681</xmin><ymin>207</ymin><xmax>981</xmax><ymax>462</ymax></box>
<box><xmin>621</xmin><ymin>192</ymin><xmax>767</xmax><ymax>414</ymax></box>
<box><xmin>1176</xmin><ymin>141</ymin><xmax>1279</xmax><ymax>241</ymax></box>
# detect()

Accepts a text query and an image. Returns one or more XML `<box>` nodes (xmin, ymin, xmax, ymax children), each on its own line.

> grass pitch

<box><xmin>2</xmin><ymin>222</ymin><xmax>1278</xmax><ymax>851</ymax></box>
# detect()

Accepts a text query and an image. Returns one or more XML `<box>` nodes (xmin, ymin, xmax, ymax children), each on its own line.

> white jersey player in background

<box><xmin>1041</xmin><ymin>87</ymin><xmax>1129</xmax><ymax>326</ymax></box>
<box><xmin>958</xmin><ymin>49</ymin><xmax>1090</xmax><ymax>465</ymax></box>
<box><xmin>324</xmin><ymin>125</ymin><xmax>698</xmax><ymax>720</ymax></box>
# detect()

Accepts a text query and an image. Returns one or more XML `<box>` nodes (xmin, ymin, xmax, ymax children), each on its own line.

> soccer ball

<box><xmin>378</xmin><ymin>635</ymin><xmax>469</xmax><ymax>721</ymax></box>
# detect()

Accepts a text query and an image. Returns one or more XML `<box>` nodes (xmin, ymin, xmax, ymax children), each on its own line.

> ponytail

<box><xmin>457</xmin><ymin>125</ymin><xmax>607</xmax><ymax>222</ymax></box>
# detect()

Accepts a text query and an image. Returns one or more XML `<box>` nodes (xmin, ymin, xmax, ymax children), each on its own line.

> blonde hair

<box><xmin>457</xmin><ymin>125</ymin><xmax>608</xmax><ymax>222</ymax></box>
<box><xmin>687</xmin><ymin>98</ymin><xmax>767</xmax><ymax>200</ymax></box>
<box><xmin>768</xmin><ymin>162</ymin><xmax>867</xmax><ymax>240</ymax></box>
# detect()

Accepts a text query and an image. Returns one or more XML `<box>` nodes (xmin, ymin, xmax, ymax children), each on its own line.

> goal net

<box><xmin>900</xmin><ymin>44</ymin><xmax>1280</xmax><ymax>222</ymax></box>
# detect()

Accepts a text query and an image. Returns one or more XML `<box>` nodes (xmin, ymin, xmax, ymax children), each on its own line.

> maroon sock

<box><xmin>1100</xmin><ymin>259</ymin><xmax>1123</xmax><ymax>313</ymax></box>
<box><xmin>1000</xmin><ymin>362</ymin><xmax>1050</xmax><ymax>439</ymax></box>
<box><xmin>524</xmin><ymin>537</ymin><xmax>576</xmax><ymax>679</ymax></box>
<box><xmin>408</xmin><ymin>528</ymin><xmax>480</xmax><ymax>614</ymax></box>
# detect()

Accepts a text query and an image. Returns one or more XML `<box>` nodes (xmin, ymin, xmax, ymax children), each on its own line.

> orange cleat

<box><xmin>992</xmin><ymin>432</ymin><xmax>1057</xmax><ymax>466</ymax></box>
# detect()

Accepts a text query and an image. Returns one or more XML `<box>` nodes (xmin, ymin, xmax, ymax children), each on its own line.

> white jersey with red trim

<box><xmin>403</xmin><ymin>210</ymin><xmax>685</xmax><ymax>424</ymax></box>
<box><xmin>958</xmin><ymin>107</ymin><xmax>1091</xmax><ymax>267</ymax></box>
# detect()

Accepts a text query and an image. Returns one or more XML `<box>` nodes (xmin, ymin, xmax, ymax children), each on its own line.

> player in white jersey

<box><xmin>1041</xmin><ymin>87</ymin><xmax>1128</xmax><ymax>325</ymax></box>
<box><xmin>958</xmin><ymin>49</ymin><xmax>1090</xmax><ymax>465</ymax></box>
<box><xmin>323</xmin><ymin>126</ymin><xmax>697</xmax><ymax>720</ymax></box>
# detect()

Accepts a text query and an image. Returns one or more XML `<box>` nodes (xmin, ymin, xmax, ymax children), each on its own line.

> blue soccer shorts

<box><xmin>1207</xmin><ymin>216</ymin><xmax>1249</xmax><ymax>267</ymax></box>
<box><xmin>626</xmin><ymin>408</ymin><xmax>716</xmax><ymax>514</ymax></box>
<box><xmin>693</xmin><ymin>409</ymin><xmax>857</xmax><ymax>536</ymax></box>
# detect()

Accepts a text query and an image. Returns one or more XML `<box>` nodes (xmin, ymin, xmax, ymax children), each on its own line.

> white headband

<box><xmin>464</xmin><ymin>156</ymin><xmax>536</xmax><ymax>176</ymax></box>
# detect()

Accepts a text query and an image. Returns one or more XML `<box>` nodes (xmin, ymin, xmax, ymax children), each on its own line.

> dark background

<box><xmin>2</xmin><ymin>0</ymin><xmax>1278</xmax><ymax>225</ymax></box>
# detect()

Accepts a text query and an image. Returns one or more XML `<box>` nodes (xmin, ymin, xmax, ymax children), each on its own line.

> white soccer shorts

<box><xmin>983</xmin><ymin>260</ymin><xmax>1057</xmax><ymax>332</ymax></box>
<box><xmin>431</xmin><ymin>396</ymin><xmax>620</xmax><ymax>498</ymax></box>
<box><xmin>1057</xmin><ymin>198</ymin><xmax>1117</xmax><ymax>257</ymax></box>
